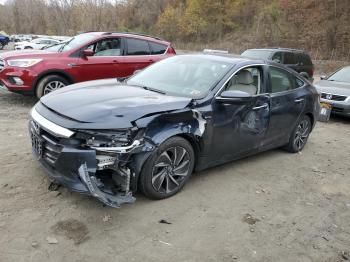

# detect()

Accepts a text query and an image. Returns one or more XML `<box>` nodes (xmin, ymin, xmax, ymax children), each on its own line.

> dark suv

<box><xmin>241</xmin><ymin>48</ymin><xmax>314</xmax><ymax>81</ymax></box>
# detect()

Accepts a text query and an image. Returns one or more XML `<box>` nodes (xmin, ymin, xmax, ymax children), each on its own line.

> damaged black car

<box><xmin>29</xmin><ymin>55</ymin><xmax>320</xmax><ymax>207</ymax></box>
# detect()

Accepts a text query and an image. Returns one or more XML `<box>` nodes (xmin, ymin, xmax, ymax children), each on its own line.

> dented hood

<box><xmin>40</xmin><ymin>79</ymin><xmax>192</xmax><ymax>129</ymax></box>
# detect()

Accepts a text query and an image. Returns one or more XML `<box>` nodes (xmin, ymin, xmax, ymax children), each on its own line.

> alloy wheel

<box><xmin>43</xmin><ymin>81</ymin><xmax>66</xmax><ymax>95</ymax></box>
<box><xmin>151</xmin><ymin>146</ymin><xmax>191</xmax><ymax>194</ymax></box>
<box><xmin>293</xmin><ymin>119</ymin><xmax>310</xmax><ymax>150</ymax></box>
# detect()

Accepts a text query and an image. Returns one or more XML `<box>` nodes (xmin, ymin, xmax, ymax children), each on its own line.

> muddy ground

<box><xmin>1</xmin><ymin>49</ymin><xmax>350</xmax><ymax>261</ymax></box>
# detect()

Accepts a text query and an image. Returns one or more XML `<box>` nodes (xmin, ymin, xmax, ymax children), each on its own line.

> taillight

<box><xmin>309</xmin><ymin>67</ymin><xmax>314</xmax><ymax>77</ymax></box>
<box><xmin>167</xmin><ymin>46</ymin><xmax>176</xmax><ymax>54</ymax></box>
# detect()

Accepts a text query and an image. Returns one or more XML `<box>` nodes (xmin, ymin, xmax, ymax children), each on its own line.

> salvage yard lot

<box><xmin>0</xmin><ymin>55</ymin><xmax>350</xmax><ymax>261</ymax></box>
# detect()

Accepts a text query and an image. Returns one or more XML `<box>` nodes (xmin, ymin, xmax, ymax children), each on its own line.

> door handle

<box><xmin>294</xmin><ymin>98</ymin><xmax>304</xmax><ymax>103</ymax></box>
<box><xmin>252</xmin><ymin>104</ymin><xmax>268</xmax><ymax>110</ymax></box>
<box><xmin>148</xmin><ymin>59</ymin><xmax>154</xmax><ymax>62</ymax></box>
<box><xmin>113</xmin><ymin>60</ymin><xmax>118</xmax><ymax>63</ymax></box>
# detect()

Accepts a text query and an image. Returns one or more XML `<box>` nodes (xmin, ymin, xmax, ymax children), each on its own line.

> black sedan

<box><xmin>29</xmin><ymin>55</ymin><xmax>320</xmax><ymax>207</ymax></box>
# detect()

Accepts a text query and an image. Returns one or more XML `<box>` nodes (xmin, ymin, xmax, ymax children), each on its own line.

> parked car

<box><xmin>14</xmin><ymin>38</ymin><xmax>61</xmax><ymax>50</ymax></box>
<box><xmin>11</xmin><ymin>34</ymin><xmax>33</xmax><ymax>42</ymax></box>
<box><xmin>28</xmin><ymin>54</ymin><xmax>320</xmax><ymax>207</ymax></box>
<box><xmin>241</xmin><ymin>48</ymin><xmax>314</xmax><ymax>81</ymax></box>
<box><xmin>0</xmin><ymin>32</ymin><xmax>176</xmax><ymax>98</ymax></box>
<box><xmin>0</xmin><ymin>34</ymin><xmax>10</xmax><ymax>50</ymax></box>
<box><xmin>314</xmin><ymin>66</ymin><xmax>350</xmax><ymax>116</ymax></box>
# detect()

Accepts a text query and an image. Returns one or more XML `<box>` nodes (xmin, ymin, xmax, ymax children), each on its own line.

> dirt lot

<box><xmin>1</xmin><ymin>52</ymin><xmax>350</xmax><ymax>262</ymax></box>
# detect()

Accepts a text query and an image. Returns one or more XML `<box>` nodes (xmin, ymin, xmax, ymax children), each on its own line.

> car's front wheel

<box><xmin>36</xmin><ymin>75</ymin><xmax>70</xmax><ymax>98</ymax></box>
<box><xmin>285</xmin><ymin>115</ymin><xmax>312</xmax><ymax>153</ymax></box>
<box><xmin>139</xmin><ymin>137</ymin><xmax>195</xmax><ymax>200</ymax></box>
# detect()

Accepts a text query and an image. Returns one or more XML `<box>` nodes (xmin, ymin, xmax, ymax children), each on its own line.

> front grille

<box><xmin>321</xmin><ymin>93</ymin><xmax>347</xmax><ymax>101</ymax></box>
<box><xmin>41</xmin><ymin>131</ymin><xmax>62</xmax><ymax>165</ymax></box>
<box><xmin>0</xmin><ymin>58</ymin><xmax>4</xmax><ymax>71</ymax></box>
<box><xmin>30</xmin><ymin>120</ymin><xmax>63</xmax><ymax>166</ymax></box>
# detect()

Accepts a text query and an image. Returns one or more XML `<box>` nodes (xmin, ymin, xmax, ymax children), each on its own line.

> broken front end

<box><xmin>29</xmin><ymin>108</ymin><xmax>151</xmax><ymax>208</ymax></box>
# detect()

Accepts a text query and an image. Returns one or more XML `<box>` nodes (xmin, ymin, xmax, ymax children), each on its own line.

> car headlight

<box><xmin>76</xmin><ymin>130</ymin><xmax>132</xmax><ymax>148</ymax></box>
<box><xmin>6</xmin><ymin>59</ymin><xmax>42</xmax><ymax>68</ymax></box>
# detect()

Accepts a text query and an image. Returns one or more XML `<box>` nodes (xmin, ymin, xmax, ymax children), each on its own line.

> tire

<box><xmin>35</xmin><ymin>75</ymin><xmax>70</xmax><ymax>98</ymax></box>
<box><xmin>284</xmin><ymin>115</ymin><xmax>312</xmax><ymax>153</ymax></box>
<box><xmin>139</xmin><ymin>136</ymin><xmax>195</xmax><ymax>200</ymax></box>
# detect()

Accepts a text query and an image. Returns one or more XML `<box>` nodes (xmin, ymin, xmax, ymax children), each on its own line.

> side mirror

<box><xmin>217</xmin><ymin>90</ymin><xmax>252</xmax><ymax>102</ymax></box>
<box><xmin>82</xmin><ymin>49</ymin><xmax>94</xmax><ymax>57</ymax></box>
<box><xmin>320</xmin><ymin>75</ymin><xmax>327</xmax><ymax>80</ymax></box>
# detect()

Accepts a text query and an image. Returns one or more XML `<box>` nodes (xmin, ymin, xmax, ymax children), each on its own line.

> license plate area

<box><xmin>318</xmin><ymin>102</ymin><xmax>332</xmax><ymax>122</ymax></box>
<box><xmin>30</xmin><ymin>130</ymin><xmax>43</xmax><ymax>157</ymax></box>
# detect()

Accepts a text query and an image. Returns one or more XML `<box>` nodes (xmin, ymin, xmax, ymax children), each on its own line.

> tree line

<box><xmin>0</xmin><ymin>0</ymin><xmax>349</xmax><ymax>60</ymax></box>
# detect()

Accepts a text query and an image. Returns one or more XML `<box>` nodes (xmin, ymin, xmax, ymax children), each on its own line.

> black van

<box><xmin>241</xmin><ymin>48</ymin><xmax>314</xmax><ymax>81</ymax></box>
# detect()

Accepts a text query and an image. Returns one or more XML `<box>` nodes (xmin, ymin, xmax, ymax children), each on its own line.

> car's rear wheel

<box><xmin>36</xmin><ymin>75</ymin><xmax>70</xmax><ymax>98</ymax></box>
<box><xmin>285</xmin><ymin>115</ymin><xmax>312</xmax><ymax>153</ymax></box>
<box><xmin>139</xmin><ymin>137</ymin><xmax>195</xmax><ymax>200</ymax></box>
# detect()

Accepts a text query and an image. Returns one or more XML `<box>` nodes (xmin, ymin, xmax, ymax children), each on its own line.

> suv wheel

<box><xmin>139</xmin><ymin>137</ymin><xmax>195</xmax><ymax>200</ymax></box>
<box><xmin>36</xmin><ymin>75</ymin><xmax>70</xmax><ymax>98</ymax></box>
<box><xmin>284</xmin><ymin>115</ymin><xmax>311</xmax><ymax>153</ymax></box>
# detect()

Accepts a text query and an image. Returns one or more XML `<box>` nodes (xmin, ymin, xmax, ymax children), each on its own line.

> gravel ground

<box><xmin>0</xmin><ymin>48</ymin><xmax>350</xmax><ymax>262</ymax></box>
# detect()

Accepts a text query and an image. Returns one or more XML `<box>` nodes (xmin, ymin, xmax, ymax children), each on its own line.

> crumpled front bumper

<box><xmin>34</xmin><ymin>140</ymin><xmax>136</xmax><ymax>208</ymax></box>
<box><xmin>29</xmin><ymin>108</ymin><xmax>138</xmax><ymax>208</ymax></box>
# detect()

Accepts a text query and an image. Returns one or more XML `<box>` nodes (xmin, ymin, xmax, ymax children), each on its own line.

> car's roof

<box><xmin>180</xmin><ymin>53</ymin><xmax>265</xmax><ymax>65</ymax></box>
<box><xmin>245</xmin><ymin>48</ymin><xmax>306</xmax><ymax>53</ymax></box>
<box><xmin>80</xmin><ymin>32</ymin><xmax>170</xmax><ymax>44</ymax></box>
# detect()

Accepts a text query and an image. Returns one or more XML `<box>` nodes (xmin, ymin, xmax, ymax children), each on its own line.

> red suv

<box><xmin>0</xmin><ymin>32</ymin><xmax>176</xmax><ymax>98</ymax></box>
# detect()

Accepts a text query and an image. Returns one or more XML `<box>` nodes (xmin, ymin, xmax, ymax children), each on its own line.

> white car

<box><xmin>14</xmin><ymin>38</ymin><xmax>60</xmax><ymax>50</ymax></box>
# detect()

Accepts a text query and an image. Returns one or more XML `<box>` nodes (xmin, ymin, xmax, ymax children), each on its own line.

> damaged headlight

<box><xmin>76</xmin><ymin>129</ymin><xmax>142</xmax><ymax>154</ymax></box>
<box><xmin>75</xmin><ymin>129</ymin><xmax>135</xmax><ymax>170</ymax></box>
<box><xmin>77</xmin><ymin>129</ymin><xmax>132</xmax><ymax>148</ymax></box>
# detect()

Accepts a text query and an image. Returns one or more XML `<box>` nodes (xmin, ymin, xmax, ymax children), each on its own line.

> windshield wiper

<box><xmin>142</xmin><ymin>86</ymin><xmax>166</xmax><ymax>95</ymax></box>
<box><xmin>131</xmin><ymin>84</ymin><xmax>166</xmax><ymax>95</ymax></box>
<box><xmin>58</xmin><ymin>38</ymin><xmax>74</xmax><ymax>52</ymax></box>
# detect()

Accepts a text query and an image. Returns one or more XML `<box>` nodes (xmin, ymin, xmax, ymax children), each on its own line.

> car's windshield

<box><xmin>31</xmin><ymin>38</ymin><xmax>47</xmax><ymax>44</ymax></box>
<box><xmin>328</xmin><ymin>67</ymin><xmax>350</xmax><ymax>83</ymax></box>
<box><xmin>241</xmin><ymin>50</ymin><xmax>272</xmax><ymax>60</ymax></box>
<box><xmin>44</xmin><ymin>34</ymin><xmax>95</xmax><ymax>52</ymax></box>
<box><xmin>127</xmin><ymin>56</ymin><xmax>233</xmax><ymax>98</ymax></box>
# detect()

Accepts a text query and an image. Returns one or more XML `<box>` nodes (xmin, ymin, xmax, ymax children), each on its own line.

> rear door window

<box><xmin>297</xmin><ymin>53</ymin><xmax>312</xmax><ymax>65</ymax></box>
<box><xmin>283</xmin><ymin>52</ymin><xmax>296</xmax><ymax>64</ymax></box>
<box><xmin>149</xmin><ymin>42</ymin><xmax>167</xmax><ymax>55</ymax></box>
<box><xmin>272</xmin><ymin>52</ymin><xmax>283</xmax><ymax>63</ymax></box>
<box><xmin>126</xmin><ymin>38</ymin><xmax>151</xmax><ymax>55</ymax></box>
<box><xmin>269</xmin><ymin>67</ymin><xmax>296</xmax><ymax>93</ymax></box>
